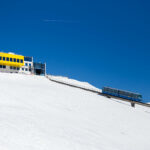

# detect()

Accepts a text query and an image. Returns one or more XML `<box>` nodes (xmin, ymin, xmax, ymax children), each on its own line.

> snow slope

<box><xmin>47</xmin><ymin>75</ymin><xmax>101</xmax><ymax>92</ymax></box>
<box><xmin>0</xmin><ymin>73</ymin><xmax>150</xmax><ymax>150</ymax></box>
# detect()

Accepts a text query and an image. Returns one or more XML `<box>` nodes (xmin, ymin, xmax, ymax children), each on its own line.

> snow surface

<box><xmin>0</xmin><ymin>73</ymin><xmax>150</xmax><ymax>150</ymax></box>
<box><xmin>47</xmin><ymin>75</ymin><xmax>101</xmax><ymax>92</ymax></box>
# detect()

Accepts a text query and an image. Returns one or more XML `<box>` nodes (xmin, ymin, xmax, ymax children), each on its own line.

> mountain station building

<box><xmin>0</xmin><ymin>52</ymin><xmax>46</xmax><ymax>75</ymax></box>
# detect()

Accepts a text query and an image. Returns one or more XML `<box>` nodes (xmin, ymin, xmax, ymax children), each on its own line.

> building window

<box><xmin>10</xmin><ymin>58</ymin><xmax>12</xmax><ymax>62</ymax></box>
<box><xmin>25</xmin><ymin>68</ymin><xmax>28</xmax><ymax>71</ymax></box>
<box><xmin>17</xmin><ymin>59</ymin><xmax>19</xmax><ymax>63</ymax></box>
<box><xmin>6</xmin><ymin>57</ymin><xmax>9</xmax><ymax>61</ymax></box>
<box><xmin>0</xmin><ymin>65</ymin><xmax>2</xmax><ymax>68</ymax></box>
<box><xmin>22</xmin><ymin>68</ymin><xmax>24</xmax><ymax>71</ymax></box>
<box><xmin>24</xmin><ymin>56</ymin><xmax>32</xmax><ymax>62</ymax></box>
<box><xmin>25</xmin><ymin>63</ymin><xmax>28</xmax><ymax>66</ymax></box>
<box><xmin>29</xmin><ymin>68</ymin><xmax>31</xmax><ymax>72</ymax></box>
<box><xmin>13</xmin><ymin>67</ymin><xmax>16</xmax><ymax>70</ymax></box>
<box><xmin>0</xmin><ymin>57</ymin><xmax>2</xmax><ymax>60</ymax></box>
<box><xmin>14</xmin><ymin>58</ymin><xmax>16</xmax><ymax>62</ymax></box>
<box><xmin>10</xmin><ymin>66</ymin><xmax>13</xmax><ymax>69</ymax></box>
<box><xmin>17</xmin><ymin>67</ymin><xmax>19</xmax><ymax>70</ymax></box>
<box><xmin>3</xmin><ymin>57</ymin><xmax>5</xmax><ymax>61</ymax></box>
<box><xmin>29</xmin><ymin>63</ymin><xmax>31</xmax><ymax>67</ymax></box>
<box><xmin>3</xmin><ymin>65</ymin><xmax>6</xmax><ymax>69</ymax></box>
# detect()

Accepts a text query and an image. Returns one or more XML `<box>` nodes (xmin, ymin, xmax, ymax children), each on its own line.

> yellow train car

<box><xmin>0</xmin><ymin>52</ymin><xmax>24</xmax><ymax>67</ymax></box>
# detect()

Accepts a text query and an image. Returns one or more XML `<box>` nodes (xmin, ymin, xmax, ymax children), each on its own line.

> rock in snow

<box><xmin>0</xmin><ymin>73</ymin><xmax>150</xmax><ymax>150</ymax></box>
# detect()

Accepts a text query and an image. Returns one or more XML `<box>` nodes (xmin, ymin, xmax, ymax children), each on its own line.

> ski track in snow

<box><xmin>0</xmin><ymin>73</ymin><xmax>149</xmax><ymax>150</ymax></box>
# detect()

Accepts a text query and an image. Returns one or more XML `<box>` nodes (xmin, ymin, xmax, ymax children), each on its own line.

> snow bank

<box><xmin>47</xmin><ymin>75</ymin><xmax>101</xmax><ymax>92</ymax></box>
<box><xmin>0</xmin><ymin>73</ymin><xmax>150</xmax><ymax>150</ymax></box>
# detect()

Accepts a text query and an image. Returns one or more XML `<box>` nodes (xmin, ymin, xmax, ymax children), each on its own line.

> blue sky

<box><xmin>0</xmin><ymin>0</ymin><xmax>150</xmax><ymax>102</ymax></box>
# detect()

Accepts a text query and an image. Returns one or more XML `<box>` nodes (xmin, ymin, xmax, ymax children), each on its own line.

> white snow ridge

<box><xmin>0</xmin><ymin>72</ymin><xmax>150</xmax><ymax>150</ymax></box>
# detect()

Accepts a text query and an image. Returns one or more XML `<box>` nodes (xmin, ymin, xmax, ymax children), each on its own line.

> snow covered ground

<box><xmin>0</xmin><ymin>73</ymin><xmax>150</xmax><ymax>150</ymax></box>
<box><xmin>47</xmin><ymin>75</ymin><xmax>101</xmax><ymax>92</ymax></box>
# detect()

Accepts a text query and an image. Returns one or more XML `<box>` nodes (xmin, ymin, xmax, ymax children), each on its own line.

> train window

<box><xmin>132</xmin><ymin>94</ymin><xmax>135</xmax><ymax>98</ymax></box>
<box><xmin>124</xmin><ymin>92</ymin><xmax>128</xmax><ymax>96</ymax></box>
<box><xmin>10</xmin><ymin>58</ymin><xmax>12</xmax><ymax>62</ymax></box>
<box><xmin>103</xmin><ymin>87</ymin><xmax>107</xmax><ymax>92</ymax></box>
<box><xmin>126</xmin><ymin>93</ymin><xmax>130</xmax><ymax>97</ymax></box>
<box><xmin>114</xmin><ymin>89</ymin><xmax>118</xmax><ymax>94</ymax></box>
<box><xmin>128</xmin><ymin>93</ymin><xmax>131</xmax><ymax>97</ymax></box>
<box><xmin>108</xmin><ymin>88</ymin><xmax>111</xmax><ymax>93</ymax></box>
<box><xmin>6</xmin><ymin>57</ymin><xmax>9</xmax><ymax>61</ymax></box>
<box><xmin>14</xmin><ymin>58</ymin><xmax>16</xmax><ymax>62</ymax></box>
<box><xmin>0</xmin><ymin>56</ymin><xmax>2</xmax><ymax>60</ymax></box>
<box><xmin>134</xmin><ymin>95</ymin><xmax>137</xmax><ymax>98</ymax></box>
<box><xmin>17</xmin><ymin>59</ymin><xmax>19</xmax><ymax>63</ymax></box>
<box><xmin>127</xmin><ymin>93</ymin><xmax>131</xmax><ymax>97</ymax></box>
<box><xmin>112</xmin><ymin>89</ymin><xmax>115</xmax><ymax>93</ymax></box>
<box><xmin>20</xmin><ymin>59</ymin><xmax>23</xmax><ymax>63</ymax></box>
<box><xmin>113</xmin><ymin>89</ymin><xmax>116</xmax><ymax>93</ymax></box>
<box><xmin>3</xmin><ymin>57</ymin><xmax>5</xmax><ymax>61</ymax></box>
<box><xmin>138</xmin><ymin>95</ymin><xmax>142</xmax><ymax>98</ymax></box>
<box><xmin>133</xmin><ymin>95</ymin><xmax>136</xmax><ymax>99</ymax></box>
<box><xmin>106</xmin><ymin>88</ymin><xmax>109</xmax><ymax>92</ymax></box>
<box><xmin>120</xmin><ymin>91</ymin><xmax>125</xmax><ymax>96</ymax></box>
<box><xmin>123</xmin><ymin>92</ymin><xmax>126</xmax><ymax>96</ymax></box>
<box><xmin>110</xmin><ymin>89</ymin><xmax>114</xmax><ymax>93</ymax></box>
<box><xmin>130</xmin><ymin>94</ymin><xmax>134</xmax><ymax>97</ymax></box>
<box><xmin>0</xmin><ymin>65</ymin><xmax>2</xmax><ymax>68</ymax></box>
<box><xmin>3</xmin><ymin>65</ymin><xmax>6</xmax><ymax>68</ymax></box>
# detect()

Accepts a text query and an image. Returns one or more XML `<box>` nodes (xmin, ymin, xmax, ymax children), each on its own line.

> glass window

<box><xmin>0</xmin><ymin>65</ymin><xmax>2</xmax><ymax>68</ymax></box>
<box><xmin>29</xmin><ymin>68</ymin><xmax>31</xmax><ymax>72</ymax></box>
<box><xmin>138</xmin><ymin>95</ymin><xmax>142</xmax><ymax>98</ymax></box>
<box><xmin>17</xmin><ymin>59</ymin><xmax>19</xmax><ymax>63</ymax></box>
<box><xmin>109</xmin><ymin>89</ymin><xmax>113</xmax><ymax>93</ymax></box>
<box><xmin>29</xmin><ymin>63</ymin><xmax>31</xmax><ymax>67</ymax></box>
<box><xmin>3</xmin><ymin>65</ymin><xmax>6</xmax><ymax>68</ymax></box>
<box><xmin>22</xmin><ymin>68</ymin><xmax>24</xmax><ymax>71</ymax></box>
<box><xmin>114</xmin><ymin>89</ymin><xmax>118</xmax><ymax>94</ymax></box>
<box><xmin>25</xmin><ymin>63</ymin><xmax>28</xmax><ymax>66</ymax></box>
<box><xmin>133</xmin><ymin>94</ymin><xmax>137</xmax><ymax>98</ymax></box>
<box><xmin>10</xmin><ymin>58</ymin><xmax>12</xmax><ymax>62</ymax></box>
<box><xmin>20</xmin><ymin>59</ymin><xmax>23</xmax><ymax>63</ymax></box>
<box><xmin>13</xmin><ymin>67</ymin><xmax>16</xmax><ymax>70</ymax></box>
<box><xmin>10</xmin><ymin>66</ymin><xmax>13</xmax><ymax>69</ymax></box>
<box><xmin>24</xmin><ymin>56</ymin><xmax>32</xmax><ymax>62</ymax></box>
<box><xmin>6</xmin><ymin>57</ymin><xmax>9</xmax><ymax>61</ymax></box>
<box><xmin>17</xmin><ymin>67</ymin><xmax>19</xmax><ymax>70</ymax></box>
<box><xmin>0</xmin><ymin>56</ymin><xmax>2</xmax><ymax>60</ymax></box>
<box><xmin>3</xmin><ymin>57</ymin><xmax>5</xmax><ymax>61</ymax></box>
<box><xmin>14</xmin><ymin>58</ymin><xmax>16</xmax><ymax>62</ymax></box>
<box><xmin>25</xmin><ymin>68</ymin><xmax>28</xmax><ymax>71</ymax></box>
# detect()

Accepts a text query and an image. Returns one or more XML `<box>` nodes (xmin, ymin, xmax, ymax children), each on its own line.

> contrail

<box><xmin>43</xmin><ymin>19</ymin><xmax>79</xmax><ymax>23</ymax></box>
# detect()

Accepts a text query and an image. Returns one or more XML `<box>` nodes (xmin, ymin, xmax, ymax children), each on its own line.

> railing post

<box><xmin>131</xmin><ymin>102</ymin><xmax>135</xmax><ymax>107</ymax></box>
